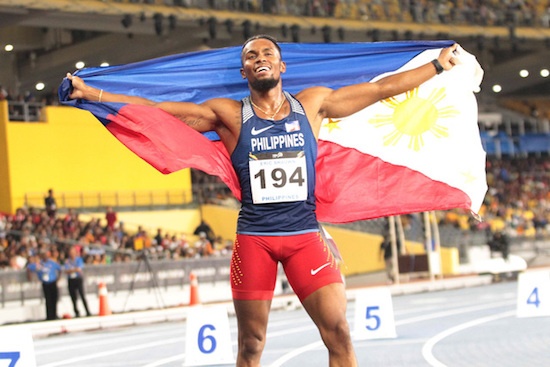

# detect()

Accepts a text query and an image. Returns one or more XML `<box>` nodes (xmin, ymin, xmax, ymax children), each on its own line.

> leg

<box><xmin>230</xmin><ymin>234</ymin><xmax>279</xmax><ymax>366</ymax></box>
<box><xmin>233</xmin><ymin>299</ymin><xmax>271</xmax><ymax>367</ymax></box>
<box><xmin>78</xmin><ymin>280</ymin><xmax>92</xmax><ymax>316</ymax></box>
<box><xmin>43</xmin><ymin>282</ymin><xmax>56</xmax><ymax>320</ymax></box>
<box><xmin>302</xmin><ymin>283</ymin><xmax>357</xmax><ymax>367</ymax></box>
<box><xmin>68</xmin><ymin>279</ymin><xmax>80</xmax><ymax>317</ymax></box>
<box><xmin>280</xmin><ymin>233</ymin><xmax>356</xmax><ymax>366</ymax></box>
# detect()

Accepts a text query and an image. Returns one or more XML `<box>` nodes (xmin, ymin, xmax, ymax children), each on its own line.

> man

<box><xmin>27</xmin><ymin>249</ymin><xmax>62</xmax><ymax>321</ymax></box>
<box><xmin>64</xmin><ymin>246</ymin><xmax>92</xmax><ymax>317</ymax></box>
<box><xmin>105</xmin><ymin>206</ymin><xmax>117</xmax><ymax>231</ymax></box>
<box><xmin>379</xmin><ymin>233</ymin><xmax>395</xmax><ymax>283</ymax></box>
<box><xmin>67</xmin><ymin>35</ymin><xmax>458</xmax><ymax>366</ymax></box>
<box><xmin>193</xmin><ymin>220</ymin><xmax>216</xmax><ymax>244</ymax></box>
<box><xmin>44</xmin><ymin>188</ymin><xmax>57</xmax><ymax>219</ymax></box>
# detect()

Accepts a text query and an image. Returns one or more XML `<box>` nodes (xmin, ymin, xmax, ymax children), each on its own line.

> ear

<box><xmin>280</xmin><ymin>61</ymin><xmax>287</xmax><ymax>74</ymax></box>
<box><xmin>240</xmin><ymin>67</ymin><xmax>246</xmax><ymax>79</ymax></box>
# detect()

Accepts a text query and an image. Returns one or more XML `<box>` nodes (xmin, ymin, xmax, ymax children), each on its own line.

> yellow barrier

<box><xmin>0</xmin><ymin>103</ymin><xmax>192</xmax><ymax>213</ymax></box>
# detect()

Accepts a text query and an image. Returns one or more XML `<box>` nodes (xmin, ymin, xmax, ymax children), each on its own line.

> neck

<box><xmin>249</xmin><ymin>88</ymin><xmax>286</xmax><ymax>120</ymax></box>
<box><xmin>250</xmin><ymin>93</ymin><xmax>285</xmax><ymax>120</ymax></box>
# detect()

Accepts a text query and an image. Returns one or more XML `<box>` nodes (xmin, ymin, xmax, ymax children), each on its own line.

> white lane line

<box><xmin>396</xmin><ymin>300</ymin><xmax>515</xmax><ymax>325</ymax></box>
<box><xmin>421</xmin><ymin>310</ymin><xmax>515</xmax><ymax>367</ymax></box>
<box><xmin>40</xmin><ymin>337</ymin><xmax>184</xmax><ymax>367</ymax></box>
<box><xmin>268</xmin><ymin>340</ymin><xmax>325</xmax><ymax>367</ymax></box>
<box><xmin>141</xmin><ymin>353</ymin><xmax>186</xmax><ymax>367</ymax></box>
<box><xmin>35</xmin><ymin>329</ymin><xmax>185</xmax><ymax>355</ymax></box>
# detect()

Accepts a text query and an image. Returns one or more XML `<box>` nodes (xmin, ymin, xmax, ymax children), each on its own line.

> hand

<box><xmin>66</xmin><ymin>73</ymin><xmax>90</xmax><ymax>100</ymax></box>
<box><xmin>437</xmin><ymin>43</ymin><xmax>460</xmax><ymax>71</ymax></box>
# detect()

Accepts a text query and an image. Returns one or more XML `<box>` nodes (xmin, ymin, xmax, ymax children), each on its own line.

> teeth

<box><xmin>257</xmin><ymin>67</ymin><xmax>269</xmax><ymax>72</ymax></box>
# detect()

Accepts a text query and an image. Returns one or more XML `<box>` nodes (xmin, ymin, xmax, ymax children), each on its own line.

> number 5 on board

<box><xmin>517</xmin><ymin>270</ymin><xmax>550</xmax><ymax>318</ymax></box>
<box><xmin>353</xmin><ymin>287</ymin><xmax>397</xmax><ymax>340</ymax></box>
<box><xmin>184</xmin><ymin>305</ymin><xmax>235</xmax><ymax>366</ymax></box>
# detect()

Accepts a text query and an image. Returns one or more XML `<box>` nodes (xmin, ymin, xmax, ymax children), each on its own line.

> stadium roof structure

<box><xmin>0</xmin><ymin>0</ymin><xmax>549</xmax><ymax>102</ymax></box>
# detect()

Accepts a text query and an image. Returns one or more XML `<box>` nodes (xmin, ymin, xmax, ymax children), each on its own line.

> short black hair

<box><xmin>241</xmin><ymin>34</ymin><xmax>282</xmax><ymax>58</ymax></box>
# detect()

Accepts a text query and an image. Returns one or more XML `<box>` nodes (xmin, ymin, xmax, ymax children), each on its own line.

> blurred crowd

<box><xmin>443</xmin><ymin>156</ymin><xmax>550</xmax><ymax>240</ymax></box>
<box><xmin>116</xmin><ymin>0</ymin><xmax>550</xmax><ymax>27</ymax></box>
<box><xmin>0</xmin><ymin>194</ymin><xmax>233</xmax><ymax>272</ymax></box>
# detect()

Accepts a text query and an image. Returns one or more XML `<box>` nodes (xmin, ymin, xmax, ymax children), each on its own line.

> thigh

<box><xmin>282</xmin><ymin>232</ymin><xmax>343</xmax><ymax>302</ymax></box>
<box><xmin>233</xmin><ymin>299</ymin><xmax>271</xmax><ymax>339</ymax></box>
<box><xmin>231</xmin><ymin>234</ymin><xmax>278</xmax><ymax>300</ymax></box>
<box><xmin>302</xmin><ymin>282</ymin><xmax>348</xmax><ymax>331</ymax></box>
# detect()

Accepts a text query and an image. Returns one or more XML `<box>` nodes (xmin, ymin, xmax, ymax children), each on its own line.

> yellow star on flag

<box><xmin>461</xmin><ymin>171</ymin><xmax>478</xmax><ymax>184</ymax></box>
<box><xmin>323</xmin><ymin>118</ymin><xmax>342</xmax><ymax>133</ymax></box>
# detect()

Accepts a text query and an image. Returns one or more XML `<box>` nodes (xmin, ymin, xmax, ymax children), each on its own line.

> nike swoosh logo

<box><xmin>310</xmin><ymin>262</ymin><xmax>331</xmax><ymax>276</ymax></box>
<box><xmin>251</xmin><ymin>125</ymin><xmax>275</xmax><ymax>136</ymax></box>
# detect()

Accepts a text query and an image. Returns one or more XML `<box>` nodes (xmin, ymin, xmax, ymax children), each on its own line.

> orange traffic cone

<box><xmin>189</xmin><ymin>272</ymin><xmax>200</xmax><ymax>306</ymax></box>
<box><xmin>98</xmin><ymin>282</ymin><xmax>112</xmax><ymax>316</ymax></box>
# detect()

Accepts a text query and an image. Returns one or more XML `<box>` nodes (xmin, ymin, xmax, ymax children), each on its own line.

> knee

<box><xmin>320</xmin><ymin>318</ymin><xmax>353</xmax><ymax>350</ymax></box>
<box><xmin>239</xmin><ymin>332</ymin><xmax>266</xmax><ymax>358</ymax></box>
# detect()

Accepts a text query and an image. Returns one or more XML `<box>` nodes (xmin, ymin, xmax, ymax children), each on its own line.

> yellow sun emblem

<box><xmin>369</xmin><ymin>87</ymin><xmax>459</xmax><ymax>151</ymax></box>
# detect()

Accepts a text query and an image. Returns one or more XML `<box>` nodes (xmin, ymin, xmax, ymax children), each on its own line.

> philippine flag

<box><xmin>58</xmin><ymin>40</ymin><xmax>487</xmax><ymax>224</ymax></box>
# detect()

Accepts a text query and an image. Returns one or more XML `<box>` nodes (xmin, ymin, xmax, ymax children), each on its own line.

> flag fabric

<box><xmin>58</xmin><ymin>40</ymin><xmax>487</xmax><ymax>224</ymax></box>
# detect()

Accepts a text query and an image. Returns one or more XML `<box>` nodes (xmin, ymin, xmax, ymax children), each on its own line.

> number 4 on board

<box><xmin>517</xmin><ymin>271</ymin><xmax>550</xmax><ymax>318</ymax></box>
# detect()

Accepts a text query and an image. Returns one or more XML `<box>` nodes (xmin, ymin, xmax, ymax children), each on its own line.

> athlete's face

<box><xmin>240</xmin><ymin>38</ymin><xmax>286</xmax><ymax>92</ymax></box>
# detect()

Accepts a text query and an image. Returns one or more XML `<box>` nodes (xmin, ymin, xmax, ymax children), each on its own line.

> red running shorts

<box><xmin>230</xmin><ymin>232</ymin><xmax>342</xmax><ymax>302</ymax></box>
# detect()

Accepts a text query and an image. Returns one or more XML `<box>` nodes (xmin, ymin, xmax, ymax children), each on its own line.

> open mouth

<box><xmin>255</xmin><ymin>66</ymin><xmax>270</xmax><ymax>74</ymax></box>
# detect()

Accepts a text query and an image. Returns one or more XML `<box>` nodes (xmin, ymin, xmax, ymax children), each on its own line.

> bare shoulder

<box><xmin>203</xmin><ymin>97</ymin><xmax>241</xmax><ymax>125</ymax></box>
<box><xmin>295</xmin><ymin>86</ymin><xmax>334</xmax><ymax>120</ymax></box>
<box><xmin>295</xmin><ymin>86</ymin><xmax>333</xmax><ymax>102</ymax></box>
<box><xmin>202</xmin><ymin>97</ymin><xmax>241</xmax><ymax>111</ymax></box>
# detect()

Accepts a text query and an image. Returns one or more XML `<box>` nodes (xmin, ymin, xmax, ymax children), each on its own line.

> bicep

<box><xmin>320</xmin><ymin>82</ymin><xmax>383</xmax><ymax>119</ymax></box>
<box><xmin>155</xmin><ymin>101</ymin><xmax>219</xmax><ymax>132</ymax></box>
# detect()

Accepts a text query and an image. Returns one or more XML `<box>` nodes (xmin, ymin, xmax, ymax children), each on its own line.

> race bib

<box><xmin>42</xmin><ymin>274</ymin><xmax>50</xmax><ymax>282</ymax></box>
<box><xmin>249</xmin><ymin>151</ymin><xmax>307</xmax><ymax>204</ymax></box>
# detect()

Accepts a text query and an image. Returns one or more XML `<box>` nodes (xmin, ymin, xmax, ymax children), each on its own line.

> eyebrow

<box><xmin>244</xmin><ymin>46</ymin><xmax>276</xmax><ymax>56</ymax></box>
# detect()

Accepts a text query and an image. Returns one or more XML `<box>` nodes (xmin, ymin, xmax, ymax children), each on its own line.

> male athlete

<box><xmin>67</xmin><ymin>35</ymin><xmax>458</xmax><ymax>366</ymax></box>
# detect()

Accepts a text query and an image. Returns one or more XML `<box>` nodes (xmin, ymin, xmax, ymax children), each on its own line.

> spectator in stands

<box><xmin>27</xmin><ymin>248</ymin><xmax>62</xmax><ymax>321</ymax></box>
<box><xmin>488</xmin><ymin>230</ymin><xmax>510</xmax><ymax>260</ymax></box>
<box><xmin>64</xmin><ymin>246</ymin><xmax>92</xmax><ymax>317</ymax></box>
<box><xmin>379</xmin><ymin>233</ymin><xmax>396</xmax><ymax>283</ymax></box>
<box><xmin>44</xmin><ymin>189</ymin><xmax>57</xmax><ymax>219</ymax></box>
<box><xmin>193</xmin><ymin>220</ymin><xmax>215</xmax><ymax>244</ymax></box>
<box><xmin>0</xmin><ymin>84</ymin><xmax>7</xmax><ymax>100</ymax></box>
<box><xmin>105</xmin><ymin>206</ymin><xmax>117</xmax><ymax>231</ymax></box>
<box><xmin>195</xmin><ymin>231</ymin><xmax>215</xmax><ymax>257</ymax></box>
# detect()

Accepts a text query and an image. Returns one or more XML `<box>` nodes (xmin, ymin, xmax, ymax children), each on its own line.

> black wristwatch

<box><xmin>431</xmin><ymin>59</ymin><xmax>444</xmax><ymax>74</ymax></box>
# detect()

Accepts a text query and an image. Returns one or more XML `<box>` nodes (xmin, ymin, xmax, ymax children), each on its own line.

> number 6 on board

<box><xmin>184</xmin><ymin>305</ymin><xmax>235</xmax><ymax>366</ymax></box>
<box><xmin>517</xmin><ymin>270</ymin><xmax>550</xmax><ymax>318</ymax></box>
<box><xmin>353</xmin><ymin>287</ymin><xmax>397</xmax><ymax>340</ymax></box>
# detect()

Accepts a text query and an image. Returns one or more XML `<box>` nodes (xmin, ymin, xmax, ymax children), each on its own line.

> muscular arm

<box><xmin>299</xmin><ymin>44</ymin><xmax>459</xmax><ymax>134</ymax></box>
<box><xmin>67</xmin><ymin>73</ymin><xmax>221</xmax><ymax>133</ymax></box>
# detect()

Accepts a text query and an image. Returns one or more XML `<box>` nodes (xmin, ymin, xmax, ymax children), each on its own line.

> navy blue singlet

<box><xmin>231</xmin><ymin>91</ymin><xmax>319</xmax><ymax>235</ymax></box>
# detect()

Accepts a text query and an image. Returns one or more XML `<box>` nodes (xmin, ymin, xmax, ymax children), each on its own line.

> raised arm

<box><xmin>301</xmin><ymin>44</ymin><xmax>459</xmax><ymax>126</ymax></box>
<box><xmin>67</xmin><ymin>73</ymin><xmax>221</xmax><ymax>133</ymax></box>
